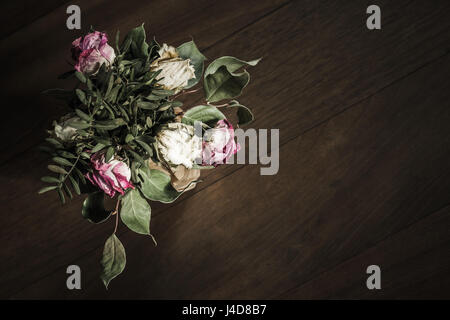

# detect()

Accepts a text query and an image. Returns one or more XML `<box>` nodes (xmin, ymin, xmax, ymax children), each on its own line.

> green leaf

<box><xmin>108</xmin><ymin>85</ymin><xmax>121</xmax><ymax>103</ymax></box>
<box><xmin>75</xmin><ymin>71</ymin><xmax>87</xmax><ymax>84</ymax></box>
<box><xmin>57</xmin><ymin>188</ymin><xmax>66</xmax><ymax>204</ymax></box>
<box><xmin>137</xmin><ymin>166</ymin><xmax>181</xmax><ymax>203</ymax></box>
<box><xmin>182</xmin><ymin>105</ymin><xmax>225</xmax><ymax>127</ymax></box>
<box><xmin>48</xmin><ymin>164</ymin><xmax>68</xmax><ymax>174</ymax></box>
<box><xmin>45</xmin><ymin>138</ymin><xmax>63</xmax><ymax>148</ymax></box>
<box><xmin>170</xmin><ymin>100</ymin><xmax>183</xmax><ymax>108</ymax></box>
<box><xmin>105</xmin><ymin>146</ymin><xmax>115</xmax><ymax>162</ymax></box>
<box><xmin>145</xmin><ymin>94</ymin><xmax>164</xmax><ymax>101</ymax></box>
<box><xmin>236</xmin><ymin>105</ymin><xmax>254</xmax><ymax>126</ymax></box>
<box><xmin>145</xmin><ymin>117</ymin><xmax>153</xmax><ymax>128</ymax></box>
<box><xmin>68</xmin><ymin>175</ymin><xmax>81</xmax><ymax>195</ymax></box>
<box><xmin>63</xmin><ymin>182</ymin><xmax>73</xmax><ymax>199</ymax></box>
<box><xmin>145</xmin><ymin>69</ymin><xmax>162</xmax><ymax>85</ymax></box>
<box><xmin>82</xmin><ymin>191</ymin><xmax>111</xmax><ymax>223</ymax></box>
<box><xmin>128</xmin><ymin>149</ymin><xmax>145</xmax><ymax>164</ymax></box>
<box><xmin>135</xmin><ymin>139</ymin><xmax>153</xmax><ymax>157</ymax></box>
<box><xmin>205</xmin><ymin>56</ymin><xmax>261</xmax><ymax>76</ymax></box>
<box><xmin>177</xmin><ymin>40</ymin><xmax>206</xmax><ymax>88</ymax></box>
<box><xmin>123</xmin><ymin>24</ymin><xmax>149</xmax><ymax>58</ymax></box>
<box><xmin>87</xmin><ymin>78</ymin><xmax>93</xmax><ymax>91</ymax></box>
<box><xmin>158</xmin><ymin>104</ymin><xmax>171</xmax><ymax>112</ymax></box>
<box><xmin>57</xmin><ymin>70</ymin><xmax>75</xmax><ymax>79</ymax></box>
<box><xmin>75</xmin><ymin>109</ymin><xmax>91</xmax><ymax>122</ymax></box>
<box><xmin>205</xmin><ymin>66</ymin><xmax>248</xmax><ymax>103</ymax></box>
<box><xmin>120</xmin><ymin>189</ymin><xmax>151</xmax><ymax>235</ymax></box>
<box><xmin>66</xmin><ymin>119</ymin><xmax>91</xmax><ymax>130</ymax></box>
<box><xmin>137</xmin><ymin>135</ymin><xmax>156</xmax><ymax>144</ymax></box>
<box><xmin>121</xmin><ymin>37</ymin><xmax>132</xmax><ymax>54</ymax></box>
<box><xmin>96</xmin><ymin>64</ymin><xmax>110</xmax><ymax>89</ymax></box>
<box><xmin>76</xmin><ymin>89</ymin><xmax>87</xmax><ymax>105</ymax></box>
<box><xmin>228</xmin><ymin>100</ymin><xmax>254</xmax><ymax>126</ymax></box>
<box><xmin>73</xmin><ymin>167</ymin><xmax>87</xmax><ymax>185</ymax></box>
<box><xmin>94</xmin><ymin>118</ymin><xmax>126</xmax><ymax>130</ymax></box>
<box><xmin>131</xmin><ymin>161</ymin><xmax>138</xmax><ymax>183</ymax></box>
<box><xmin>100</xmin><ymin>234</ymin><xmax>126</xmax><ymax>289</ymax></box>
<box><xmin>38</xmin><ymin>185</ymin><xmax>58</xmax><ymax>194</ymax></box>
<box><xmin>41</xmin><ymin>176</ymin><xmax>61</xmax><ymax>184</ymax></box>
<box><xmin>57</xmin><ymin>150</ymin><xmax>77</xmax><ymax>159</ymax></box>
<box><xmin>151</xmin><ymin>89</ymin><xmax>175</xmax><ymax>96</ymax></box>
<box><xmin>136</xmin><ymin>100</ymin><xmax>158</xmax><ymax>110</ymax></box>
<box><xmin>52</xmin><ymin>157</ymin><xmax>73</xmax><ymax>167</ymax></box>
<box><xmin>105</xmin><ymin>73</ymin><xmax>114</xmax><ymax>97</ymax></box>
<box><xmin>102</xmin><ymin>101</ymin><xmax>116</xmax><ymax>118</ymax></box>
<box><xmin>118</xmin><ymin>105</ymin><xmax>130</xmax><ymax>122</ymax></box>
<box><xmin>204</xmin><ymin>56</ymin><xmax>260</xmax><ymax>102</ymax></box>
<box><xmin>91</xmin><ymin>143</ymin><xmax>106</xmax><ymax>153</ymax></box>
<box><xmin>76</xmin><ymin>130</ymin><xmax>89</xmax><ymax>137</ymax></box>
<box><xmin>125</xmin><ymin>134</ymin><xmax>134</xmax><ymax>144</ymax></box>
<box><xmin>93</xmin><ymin>137</ymin><xmax>112</xmax><ymax>145</ymax></box>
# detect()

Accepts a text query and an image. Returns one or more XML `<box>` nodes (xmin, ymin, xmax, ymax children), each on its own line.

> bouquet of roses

<box><xmin>38</xmin><ymin>24</ymin><xmax>259</xmax><ymax>288</ymax></box>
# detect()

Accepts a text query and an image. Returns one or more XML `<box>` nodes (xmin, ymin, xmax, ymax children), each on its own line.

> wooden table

<box><xmin>0</xmin><ymin>0</ymin><xmax>449</xmax><ymax>299</ymax></box>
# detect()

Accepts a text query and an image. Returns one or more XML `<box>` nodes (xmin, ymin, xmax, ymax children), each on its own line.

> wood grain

<box><xmin>12</xmin><ymin>51</ymin><xmax>450</xmax><ymax>299</ymax></box>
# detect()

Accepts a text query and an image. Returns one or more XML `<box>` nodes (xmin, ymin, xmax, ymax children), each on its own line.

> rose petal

<box><xmin>87</xmin><ymin>152</ymin><xmax>134</xmax><ymax>197</ymax></box>
<box><xmin>89</xmin><ymin>172</ymin><xmax>116</xmax><ymax>198</ymax></box>
<box><xmin>111</xmin><ymin>162</ymin><xmax>134</xmax><ymax>190</ymax></box>
<box><xmin>99</xmin><ymin>43</ymin><xmax>116</xmax><ymax>63</ymax></box>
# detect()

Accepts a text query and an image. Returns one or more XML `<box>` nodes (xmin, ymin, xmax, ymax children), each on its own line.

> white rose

<box><xmin>54</xmin><ymin>116</ymin><xmax>81</xmax><ymax>141</ymax></box>
<box><xmin>150</xmin><ymin>43</ymin><xmax>195</xmax><ymax>93</ymax></box>
<box><xmin>157</xmin><ymin>123</ymin><xmax>202</xmax><ymax>168</ymax></box>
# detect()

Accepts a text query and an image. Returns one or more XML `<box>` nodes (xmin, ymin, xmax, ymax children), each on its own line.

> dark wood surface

<box><xmin>0</xmin><ymin>0</ymin><xmax>449</xmax><ymax>299</ymax></box>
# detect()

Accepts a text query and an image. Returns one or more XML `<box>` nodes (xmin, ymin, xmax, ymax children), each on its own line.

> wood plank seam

<box><xmin>201</xmin><ymin>0</ymin><xmax>292</xmax><ymax>53</ymax></box>
<box><xmin>6</xmin><ymin>0</ymin><xmax>450</xmax><ymax>298</ymax></box>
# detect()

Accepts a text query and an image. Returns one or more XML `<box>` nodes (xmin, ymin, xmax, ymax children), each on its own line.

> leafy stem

<box><xmin>60</xmin><ymin>153</ymin><xmax>81</xmax><ymax>185</ymax></box>
<box><xmin>207</xmin><ymin>101</ymin><xmax>229</xmax><ymax>108</ymax></box>
<box><xmin>171</xmin><ymin>87</ymin><xmax>200</xmax><ymax>100</ymax></box>
<box><xmin>113</xmin><ymin>198</ymin><xmax>121</xmax><ymax>234</ymax></box>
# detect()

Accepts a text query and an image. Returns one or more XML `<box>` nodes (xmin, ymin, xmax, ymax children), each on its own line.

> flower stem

<box><xmin>60</xmin><ymin>153</ymin><xmax>81</xmax><ymax>185</ymax></box>
<box><xmin>172</xmin><ymin>88</ymin><xmax>200</xmax><ymax>100</ymax></box>
<box><xmin>113</xmin><ymin>199</ymin><xmax>121</xmax><ymax>234</ymax></box>
<box><xmin>207</xmin><ymin>102</ymin><xmax>229</xmax><ymax>108</ymax></box>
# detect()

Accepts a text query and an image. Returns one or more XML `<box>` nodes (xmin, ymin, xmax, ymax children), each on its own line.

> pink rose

<box><xmin>71</xmin><ymin>31</ymin><xmax>116</xmax><ymax>74</ymax></box>
<box><xmin>202</xmin><ymin>119</ymin><xmax>240</xmax><ymax>166</ymax></box>
<box><xmin>86</xmin><ymin>152</ymin><xmax>134</xmax><ymax>197</ymax></box>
